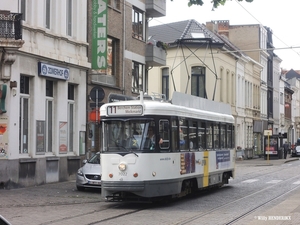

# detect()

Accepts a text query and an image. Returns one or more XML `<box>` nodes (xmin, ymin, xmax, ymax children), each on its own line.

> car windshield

<box><xmin>103</xmin><ymin>119</ymin><xmax>154</xmax><ymax>152</ymax></box>
<box><xmin>88</xmin><ymin>153</ymin><xmax>100</xmax><ymax>164</ymax></box>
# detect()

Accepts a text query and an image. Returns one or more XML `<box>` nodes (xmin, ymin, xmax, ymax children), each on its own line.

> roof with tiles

<box><xmin>148</xmin><ymin>19</ymin><xmax>224</xmax><ymax>47</ymax></box>
<box><xmin>285</xmin><ymin>69</ymin><xmax>300</xmax><ymax>79</ymax></box>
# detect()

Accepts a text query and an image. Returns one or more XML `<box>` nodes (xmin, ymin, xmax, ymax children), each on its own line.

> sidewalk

<box><xmin>236</xmin><ymin>155</ymin><xmax>299</xmax><ymax>166</ymax></box>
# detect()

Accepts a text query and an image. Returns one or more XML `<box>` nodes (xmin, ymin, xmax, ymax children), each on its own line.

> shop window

<box><xmin>46</xmin><ymin>80</ymin><xmax>54</xmax><ymax>152</ymax></box>
<box><xmin>68</xmin><ymin>84</ymin><xmax>75</xmax><ymax>152</ymax></box>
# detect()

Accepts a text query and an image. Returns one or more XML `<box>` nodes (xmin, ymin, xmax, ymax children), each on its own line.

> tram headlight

<box><xmin>118</xmin><ymin>163</ymin><xmax>127</xmax><ymax>171</ymax></box>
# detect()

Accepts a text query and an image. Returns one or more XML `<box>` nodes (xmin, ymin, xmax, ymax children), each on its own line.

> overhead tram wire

<box><xmin>213</xmin><ymin>46</ymin><xmax>300</xmax><ymax>55</ymax></box>
<box><xmin>151</xmin><ymin>2</ymin><xmax>300</xmax><ymax>58</ymax></box>
<box><xmin>235</xmin><ymin>0</ymin><xmax>300</xmax><ymax>58</ymax></box>
<box><xmin>178</xmin><ymin>39</ymin><xmax>218</xmax><ymax>100</ymax></box>
<box><xmin>169</xmin><ymin>39</ymin><xmax>218</xmax><ymax>100</ymax></box>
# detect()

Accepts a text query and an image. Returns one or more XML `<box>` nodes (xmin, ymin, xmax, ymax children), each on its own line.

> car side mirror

<box><xmin>82</xmin><ymin>159</ymin><xmax>87</xmax><ymax>164</ymax></box>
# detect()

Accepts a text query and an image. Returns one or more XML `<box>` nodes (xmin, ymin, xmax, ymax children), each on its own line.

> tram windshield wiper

<box><xmin>114</xmin><ymin>145</ymin><xmax>139</xmax><ymax>157</ymax></box>
<box><xmin>128</xmin><ymin>150</ymin><xmax>138</xmax><ymax>157</ymax></box>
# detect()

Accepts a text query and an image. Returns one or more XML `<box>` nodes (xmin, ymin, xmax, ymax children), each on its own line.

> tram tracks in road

<box><xmin>46</xmin><ymin>165</ymin><xmax>300</xmax><ymax>225</ymax></box>
<box><xmin>225</xmin><ymin>184</ymin><xmax>300</xmax><ymax>225</ymax></box>
<box><xmin>233</xmin><ymin>160</ymin><xmax>300</xmax><ymax>185</ymax></box>
<box><xmin>44</xmin><ymin>173</ymin><xmax>300</xmax><ymax>225</ymax></box>
<box><xmin>173</xmin><ymin>173</ymin><xmax>300</xmax><ymax>225</ymax></box>
<box><xmin>38</xmin><ymin>201</ymin><xmax>153</xmax><ymax>225</ymax></box>
<box><xmin>39</xmin><ymin>202</ymin><xmax>132</xmax><ymax>225</ymax></box>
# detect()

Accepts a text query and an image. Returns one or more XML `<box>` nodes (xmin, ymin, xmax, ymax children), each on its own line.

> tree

<box><xmin>171</xmin><ymin>0</ymin><xmax>254</xmax><ymax>8</ymax></box>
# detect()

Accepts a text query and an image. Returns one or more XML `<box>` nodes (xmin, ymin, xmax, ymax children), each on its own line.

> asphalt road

<box><xmin>1</xmin><ymin>157</ymin><xmax>300</xmax><ymax>225</ymax></box>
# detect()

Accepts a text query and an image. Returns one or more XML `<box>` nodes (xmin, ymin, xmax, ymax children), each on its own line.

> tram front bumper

<box><xmin>102</xmin><ymin>181</ymin><xmax>145</xmax><ymax>192</ymax></box>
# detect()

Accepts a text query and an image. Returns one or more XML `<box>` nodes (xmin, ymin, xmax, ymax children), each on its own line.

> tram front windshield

<box><xmin>103</xmin><ymin>119</ymin><xmax>157</xmax><ymax>152</ymax></box>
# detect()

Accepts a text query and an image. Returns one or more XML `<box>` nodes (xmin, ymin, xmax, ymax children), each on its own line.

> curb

<box><xmin>284</xmin><ymin>158</ymin><xmax>299</xmax><ymax>163</ymax></box>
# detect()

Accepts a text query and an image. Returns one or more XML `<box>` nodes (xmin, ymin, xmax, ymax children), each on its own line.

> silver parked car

<box><xmin>292</xmin><ymin>146</ymin><xmax>300</xmax><ymax>157</ymax></box>
<box><xmin>76</xmin><ymin>152</ymin><xmax>101</xmax><ymax>191</ymax></box>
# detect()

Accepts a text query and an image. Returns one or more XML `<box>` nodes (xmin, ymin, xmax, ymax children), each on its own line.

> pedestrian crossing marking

<box><xmin>282</xmin><ymin>163</ymin><xmax>292</xmax><ymax>166</ymax></box>
<box><xmin>242</xmin><ymin>179</ymin><xmax>258</xmax><ymax>183</ymax></box>
<box><xmin>266</xmin><ymin>180</ymin><xmax>282</xmax><ymax>184</ymax></box>
<box><xmin>240</xmin><ymin>179</ymin><xmax>300</xmax><ymax>184</ymax></box>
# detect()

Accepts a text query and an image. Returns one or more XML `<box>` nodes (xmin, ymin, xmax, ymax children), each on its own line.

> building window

<box><xmin>132</xmin><ymin>61</ymin><xmax>144</xmax><ymax>93</ymax></box>
<box><xmin>68</xmin><ymin>83</ymin><xmax>74</xmax><ymax>100</ymax></box>
<box><xmin>19</xmin><ymin>75</ymin><xmax>30</xmax><ymax>154</ymax></box>
<box><xmin>68</xmin><ymin>84</ymin><xmax>75</xmax><ymax>152</ymax></box>
<box><xmin>162</xmin><ymin>68</ymin><xmax>169</xmax><ymax>100</ymax></box>
<box><xmin>45</xmin><ymin>0</ymin><xmax>51</xmax><ymax>29</ymax></box>
<box><xmin>132</xmin><ymin>7</ymin><xmax>144</xmax><ymax>40</ymax></box>
<box><xmin>46</xmin><ymin>80</ymin><xmax>54</xmax><ymax>152</ymax></box>
<box><xmin>191</xmin><ymin>66</ymin><xmax>206</xmax><ymax>98</ymax></box>
<box><xmin>21</xmin><ymin>0</ymin><xmax>26</xmax><ymax>21</ymax></box>
<box><xmin>280</xmin><ymin>92</ymin><xmax>283</xmax><ymax>105</ymax></box>
<box><xmin>108</xmin><ymin>0</ymin><xmax>120</xmax><ymax>10</ymax></box>
<box><xmin>106</xmin><ymin>37</ymin><xmax>116</xmax><ymax>75</ymax></box>
<box><xmin>97</xmin><ymin>37</ymin><xmax>118</xmax><ymax>78</ymax></box>
<box><xmin>66</xmin><ymin>0</ymin><xmax>72</xmax><ymax>36</ymax></box>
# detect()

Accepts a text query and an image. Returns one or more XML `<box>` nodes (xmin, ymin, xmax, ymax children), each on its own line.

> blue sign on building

<box><xmin>38</xmin><ymin>62</ymin><xmax>69</xmax><ymax>80</ymax></box>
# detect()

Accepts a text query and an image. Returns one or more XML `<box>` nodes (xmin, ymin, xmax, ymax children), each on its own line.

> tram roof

<box><xmin>100</xmin><ymin>92</ymin><xmax>234</xmax><ymax>124</ymax></box>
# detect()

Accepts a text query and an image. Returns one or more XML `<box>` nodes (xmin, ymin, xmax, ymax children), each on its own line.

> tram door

<box><xmin>264</xmin><ymin>135</ymin><xmax>279</xmax><ymax>159</ymax></box>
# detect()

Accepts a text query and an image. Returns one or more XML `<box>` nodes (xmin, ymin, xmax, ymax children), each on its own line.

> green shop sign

<box><xmin>92</xmin><ymin>0</ymin><xmax>108</xmax><ymax>70</ymax></box>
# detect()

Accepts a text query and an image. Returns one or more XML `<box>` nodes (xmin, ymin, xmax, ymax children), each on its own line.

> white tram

<box><xmin>100</xmin><ymin>92</ymin><xmax>235</xmax><ymax>202</ymax></box>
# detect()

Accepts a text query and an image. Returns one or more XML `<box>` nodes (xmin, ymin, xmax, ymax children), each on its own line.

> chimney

<box><xmin>206</xmin><ymin>20</ymin><xmax>230</xmax><ymax>38</ymax></box>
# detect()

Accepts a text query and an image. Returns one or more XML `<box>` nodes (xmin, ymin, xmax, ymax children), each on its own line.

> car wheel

<box><xmin>76</xmin><ymin>185</ymin><xmax>85</xmax><ymax>191</ymax></box>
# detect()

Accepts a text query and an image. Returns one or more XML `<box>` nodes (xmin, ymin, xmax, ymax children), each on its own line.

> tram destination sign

<box><xmin>107</xmin><ymin>105</ymin><xmax>143</xmax><ymax>116</ymax></box>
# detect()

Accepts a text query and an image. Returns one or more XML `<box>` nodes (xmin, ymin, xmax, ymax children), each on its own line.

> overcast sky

<box><xmin>149</xmin><ymin>0</ymin><xmax>300</xmax><ymax>70</ymax></box>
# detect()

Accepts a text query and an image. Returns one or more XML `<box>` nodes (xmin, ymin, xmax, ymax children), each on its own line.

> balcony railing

<box><xmin>0</xmin><ymin>11</ymin><xmax>22</xmax><ymax>40</ymax></box>
<box><xmin>145</xmin><ymin>43</ymin><xmax>166</xmax><ymax>67</ymax></box>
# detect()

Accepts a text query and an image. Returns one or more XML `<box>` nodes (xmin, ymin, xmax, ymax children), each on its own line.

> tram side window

<box><xmin>189</xmin><ymin>120</ymin><xmax>197</xmax><ymax>150</ymax></box>
<box><xmin>159</xmin><ymin>119</ymin><xmax>170</xmax><ymax>150</ymax></box>
<box><xmin>207</xmin><ymin>123</ymin><xmax>213</xmax><ymax>149</ymax></box>
<box><xmin>220</xmin><ymin>124</ymin><xmax>226</xmax><ymax>148</ymax></box>
<box><xmin>198</xmin><ymin>121</ymin><xmax>206</xmax><ymax>150</ymax></box>
<box><xmin>171</xmin><ymin>119</ymin><xmax>179</xmax><ymax>151</ymax></box>
<box><xmin>227</xmin><ymin>125</ymin><xmax>233</xmax><ymax>148</ymax></box>
<box><xmin>180</xmin><ymin>119</ymin><xmax>188</xmax><ymax>150</ymax></box>
<box><xmin>213</xmin><ymin>123</ymin><xmax>220</xmax><ymax>149</ymax></box>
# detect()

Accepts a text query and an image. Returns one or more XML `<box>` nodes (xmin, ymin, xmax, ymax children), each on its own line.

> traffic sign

<box><xmin>264</xmin><ymin>130</ymin><xmax>272</xmax><ymax>136</ymax></box>
<box><xmin>90</xmin><ymin>86</ymin><xmax>105</xmax><ymax>102</ymax></box>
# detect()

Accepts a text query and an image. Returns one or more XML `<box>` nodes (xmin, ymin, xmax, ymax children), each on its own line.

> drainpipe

<box><xmin>122</xmin><ymin>0</ymin><xmax>126</xmax><ymax>95</ymax></box>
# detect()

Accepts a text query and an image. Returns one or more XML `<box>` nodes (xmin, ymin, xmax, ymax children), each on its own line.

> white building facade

<box><xmin>0</xmin><ymin>0</ymin><xmax>90</xmax><ymax>188</ymax></box>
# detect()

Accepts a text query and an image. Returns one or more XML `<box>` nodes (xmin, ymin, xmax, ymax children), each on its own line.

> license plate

<box><xmin>88</xmin><ymin>181</ymin><xmax>101</xmax><ymax>185</ymax></box>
